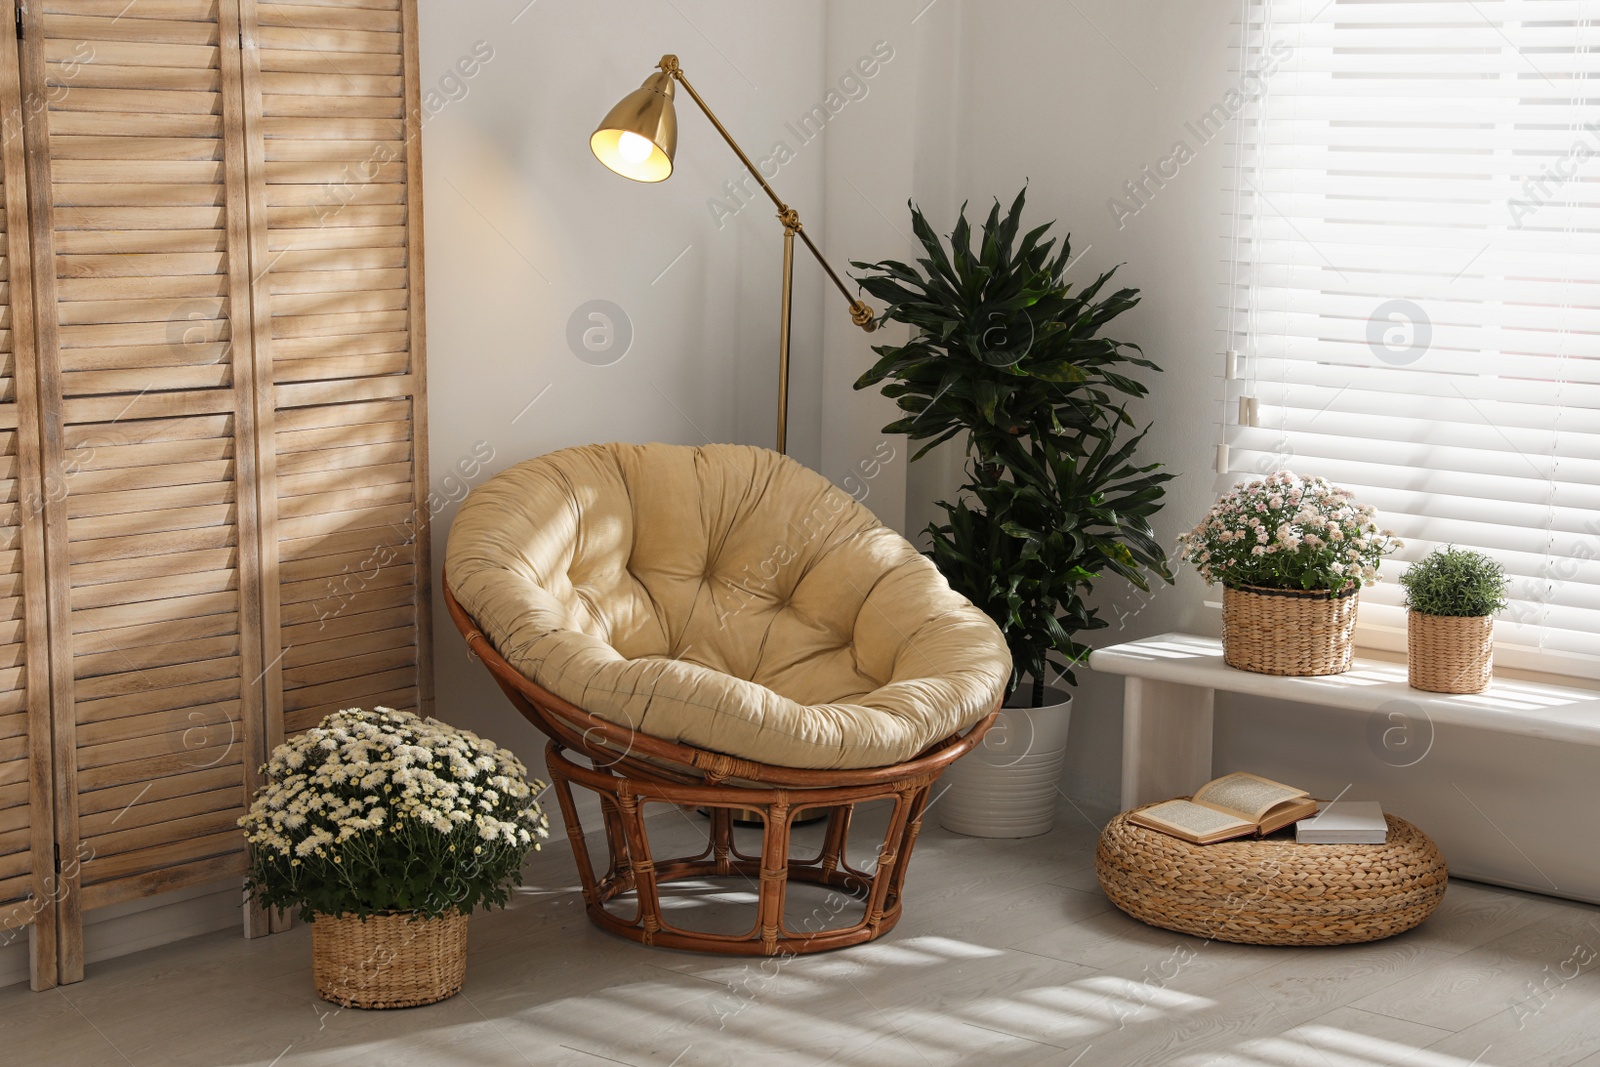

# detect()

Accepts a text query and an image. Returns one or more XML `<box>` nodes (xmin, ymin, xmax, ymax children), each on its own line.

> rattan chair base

<box><xmin>549</xmin><ymin>743</ymin><xmax>927</xmax><ymax>955</ymax></box>
<box><xmin>1096</xmin><ymin>805</ymin><xmax>1447</xmax><ymax>946</ymax></box>
<box><xmin>444</xmin><ymin>578</ymin><xmax>996</xmax><ymax>957</ymax></box>
<box><xmin>1408</xmin><ymin>612</ymin><xmax>1494</xmax><ymax>694</ymax></box>
<box><xmin>311</xmin><ymin>911</ymin><xmax>468</xmax><ymax>1009</ymax></box>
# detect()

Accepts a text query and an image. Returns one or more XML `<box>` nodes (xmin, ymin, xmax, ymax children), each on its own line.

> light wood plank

<box><xmin>74</xmin><ymin>656</ymin><xmax>241</xmax><ymax>705</ymax></box>
<box><xmin>70</xmin><ymin>591</ymin><xmax>236</xmax><ymax>635</ymax></box>
<box><xmin>70</xmin><ymin>525</ymin><xmax>236</xmax><ymax>566</ymax></box>
<box><xmin>278</xmin><ymin>574</ymin><xmax>411</xmax><ymax>628</ymax></box>
<box><xmin>42</xmin><ymin>14</ymin><xmax>220</xmax><ymax>47</ymax></box>
<box><xmin>283</xmin><ymin>666</ymin><xmax>415</xmax><ymax>713</ymax></box>
<box><xmin>77</xmin><ymin>829</ymin><xmax>242</xmax><ymax>886</ymax></box>
<box><xmin>256</xmin><ymin>3</ymin><xmax>399</xmax><ymax>32</ymax></box>
<box><xmin>77</xmin><ymin>784</ymin><xmax>239</xmax><ymax>838</ymax></box>
<box><xmin>75</xmin><ymin>761</ymin><xmax>237</xmax><ymax>816</ymax></box>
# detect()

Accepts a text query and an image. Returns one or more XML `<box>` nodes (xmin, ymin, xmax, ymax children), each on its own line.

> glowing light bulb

<box><xmin>616</xmin><ymin>131</ymin><xmax>654</xmax><ymax>164</ymax></box>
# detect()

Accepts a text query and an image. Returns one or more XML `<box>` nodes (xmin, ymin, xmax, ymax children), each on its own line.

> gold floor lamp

<box><xmin>590</xmin><ymin>54</ymin><xmax>877</xmax><ymax>455</ymax></box>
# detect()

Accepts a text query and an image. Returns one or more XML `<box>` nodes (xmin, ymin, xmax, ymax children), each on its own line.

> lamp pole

<box><xmin>627</xmin><ymin>55</ymin><xmax>878</xmax><ymax>454</ymax></box>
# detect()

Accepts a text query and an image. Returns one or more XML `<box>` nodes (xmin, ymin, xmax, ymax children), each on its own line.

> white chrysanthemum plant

<box><xmin>1175</xmin><ymin>472</ymin><xmax>1402</xmax><ymax>593</ymax></box>
<box><xmin>241</xmin><ymin>707</ymin><xmax>549</xmax><ymax>921</ymax></box>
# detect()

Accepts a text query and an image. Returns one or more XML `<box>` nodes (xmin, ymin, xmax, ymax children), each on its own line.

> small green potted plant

<box><xmin>1399</xmin><ymin>546</ymin><xmax>1507</xmax><ymax>694</ymax></box>
<box><xmin>240</xmin><ymin>707</ymin><xmax>548</xmax><ymax>1008</ymax></box>
<box><xmin>853</xmin><ymin>188</ymin><xmax>1172</xmax><ymax>837</ymax></box>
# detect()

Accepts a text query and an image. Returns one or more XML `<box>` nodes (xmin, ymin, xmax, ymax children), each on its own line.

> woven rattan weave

<box><xmin>1222</xmin><ymin>584</ymin><xmax>1358</xmax><ymax>676</ymax></box>
<box><xmin>1096</xmin><ymin>805</ymin><xmax>1447</xmax><ymax>946</ymax></box>
<box><xmin>1407</xmin><ymin>612</ymin><xmax>1494</xmax><ymax>694</ymax></box>
<box><xmin>311</xmin><ymin>911</ymin><xmax>469</xmax><ymax>1009</ymax></box>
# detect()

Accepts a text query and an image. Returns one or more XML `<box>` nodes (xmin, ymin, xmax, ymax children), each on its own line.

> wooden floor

<box><xmin>4</xmin><ymin>799</ymin><xmax>1599</xmax><ymax>1067</ymax></box>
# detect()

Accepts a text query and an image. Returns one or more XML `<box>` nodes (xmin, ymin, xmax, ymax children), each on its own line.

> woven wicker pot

<box><xmin>1408</xmin><ymin>612</ymin><xmax>1493</xmax><ymax>694</ymax></box>
<box><xmin>1222</xmin><ymin>583</ymin><xmax>1357</xmax><ymax>676</ymax></box>
<box><xmin>312</xmin><ymin>910</ymin><xmax>468</xmax><ymax>1009</ymax></box>
<box><xmin>939</xmin><ymin>688</ymin><xmax>1072</xmax><ymax>838</ymax></box>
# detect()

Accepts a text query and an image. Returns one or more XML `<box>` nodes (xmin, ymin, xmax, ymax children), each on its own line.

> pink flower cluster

<box><xmin>1175</xmin><ymin>471</ymin><xmax>1401</xmax><ymax>591</ymax></box>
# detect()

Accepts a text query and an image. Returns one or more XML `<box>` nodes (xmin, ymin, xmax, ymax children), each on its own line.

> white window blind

<box><xmin>1225</xmin><ymin>0</ymin><xmax>1600</xmax><ymax>675</ymax></box>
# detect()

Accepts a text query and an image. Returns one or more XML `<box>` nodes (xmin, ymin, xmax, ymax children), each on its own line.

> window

<box><xmin>1225</xmin><ymin>0</ymin><xmax>1600</xmax><ymax>676</ymax></box>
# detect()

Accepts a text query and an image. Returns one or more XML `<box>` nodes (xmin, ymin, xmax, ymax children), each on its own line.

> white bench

<box><xmin>1088</xmin><ymin>632</ymin><xmax>1600</xmax><ymax>810</ymax></box>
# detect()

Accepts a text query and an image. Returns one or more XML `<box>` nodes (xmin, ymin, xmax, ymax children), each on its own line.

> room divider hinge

<box><xmin>52</xmin><ymin>842</ymin><xmax>59</xmax><ymax>872</ymax></box>
<box><xmin>14</xmin><ymin>5</ymin><xmax>22</xmax><ymax>41</ymax></box>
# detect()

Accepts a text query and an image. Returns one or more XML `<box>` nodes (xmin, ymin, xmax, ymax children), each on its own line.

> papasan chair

<box><xmin>443</xmin><ymin>442</ymin><xmax>1010</xmax><ymax>956</ymax></box>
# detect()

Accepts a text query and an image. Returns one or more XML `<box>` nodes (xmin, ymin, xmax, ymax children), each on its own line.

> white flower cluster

<box><xmin>1175</xmin><ymin>471</ymin><xmax>1401</xmax><ymax>590</ymax></box>
<box><xmin>240</xmin><ymin>707</ymin><xmax>549</xmax><ymax>865</ymax></box>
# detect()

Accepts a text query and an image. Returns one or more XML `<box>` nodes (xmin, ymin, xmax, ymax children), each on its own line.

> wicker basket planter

<box><xmin>312</xmin><ymin>911</ymin><xmax>469</xmax><ymax>1009</ymax></box>
<box><xmin>1096</xmin><ymin>805</ymin><xmax>1448</xmax><ymax>946</ymax></box>
<box><xmin>1222</xmin><ymin>583</ymin><xmax>1358</xmax><ymax>676</ymax></box>
<box><xmin>1408</xmin><ymin>612</ymin><xmax>1493</xmax><ymax>694</ymax></box>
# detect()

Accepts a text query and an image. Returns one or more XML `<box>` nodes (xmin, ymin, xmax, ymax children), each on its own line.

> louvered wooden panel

<box><xmin>239</xmin><ymin>0</ymin><xmax>430</xmax><ymax>748</ymax></box>
<box><xmin>0</xmin><ymin>0</ymin><xmax>56</xmax><ymax>990</ymax></box>
<box><xmin>21</xmin><ymin>0</ymin><xmax>265</xmax><ymax>981</ymax></box>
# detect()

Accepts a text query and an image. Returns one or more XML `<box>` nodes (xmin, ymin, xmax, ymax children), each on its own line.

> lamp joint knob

<box><xmin>851</xmin><ymin>302</ymin><xmax>877</xmax><ymax>332</ymax></box>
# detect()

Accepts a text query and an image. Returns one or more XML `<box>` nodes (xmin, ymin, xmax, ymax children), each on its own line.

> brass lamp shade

<box><xmin>590</xmin><ymin>70</ymin><xmax>677</xmax><ymax>182</ymax></box>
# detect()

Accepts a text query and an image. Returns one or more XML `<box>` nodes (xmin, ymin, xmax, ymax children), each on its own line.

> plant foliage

<box><xmin>1400</xmin><ymin>545</ymin><xmax>1509</xmax><ymax>618</ymax></box>
<box><xmin>854</xmin><ymin>188</ymin><xmax>1172</xmax><ymax>702</ymax></box>
<box><xmin>1176</xmin><ymin>472</ymin><xmax>1401</xmax><ymax>592</ymax></box>
<box><xmin>853</xmin><ymin>188</ymin><xmax>1156</xmax><ymax>465</ymax></box>
<box><xmin>241</xmin><ymin>708</ymin><xmax>549</xmax><ymax>921</ymax></box>
<box><xmin>925</xmin><ymin>434</ymin><xmax>1170</xmax><ymax>698</ymax></box>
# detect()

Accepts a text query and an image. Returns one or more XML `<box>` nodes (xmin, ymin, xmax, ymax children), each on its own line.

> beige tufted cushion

<box><xmin>445</xmin><ymin>442</ymin><xmax>1010</xmax><ymax>770</ymax></box>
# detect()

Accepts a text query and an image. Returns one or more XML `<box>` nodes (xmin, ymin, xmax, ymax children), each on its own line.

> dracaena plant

<box><xmin>852</xmin><ymin>187</ymin><xmax>1157</xmax><ymax>467</ymax></box>
<box><xmin>925</xmin><ymin>432</ymin><xmax>1171</xmax><ymax>704</ymax></box>
<box><xmin>853</xmin><ymin>188</ymin><xmax>1173</xmax><ymax>706</ymax></box>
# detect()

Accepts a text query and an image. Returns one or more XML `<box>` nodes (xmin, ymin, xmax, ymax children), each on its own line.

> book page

<box><xmin>1193</xmin><ymin>772</ymin><xmax>1307</xmax><ymax>822</ymax></box>
<box><xmin>1132</xmin><ymin>799</ymin><xmax>1254</xmax><ymax>839</ymax></box>
<box><xmin>1257</xmin><ymin>797</ymin><xmax>1320</xmax><ymax>836</ymax></box>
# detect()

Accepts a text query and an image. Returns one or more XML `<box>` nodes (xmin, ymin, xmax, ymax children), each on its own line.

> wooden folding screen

<box><xmin>0</xmin><ymin>0</ymin><xmax>429</xmax><ymax>989</ymax></box>
<box><xmin>239</xmin><ymin>0</ymin><xmax>431</xmax><ymax>751</ymax></box>
<box><xmin>22</xmin><ymin>0</ymin><xmax>269</xmax><ymax>988</ymax></box>
<box><xmin>0</xmin><ymin>0</ymin><xmax>56</xmax><ymax>992</ymax></box>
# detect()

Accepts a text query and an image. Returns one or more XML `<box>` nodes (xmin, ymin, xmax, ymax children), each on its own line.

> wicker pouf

<box><xmin>312</xmin><ymin>911</ymin><xmax>469</xmax><ymax>1008</ymax></box>
<box><xmin>1096</xmin><ymin>805</ymin><xmax>1447</xmax><ymax>946</ymax></box>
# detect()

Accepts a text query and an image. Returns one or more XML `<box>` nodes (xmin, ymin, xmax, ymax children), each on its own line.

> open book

<box><xmin>1129</xmin><ymin>772</ymin><xmax>1319</xmax><ymax>845</ymax></box>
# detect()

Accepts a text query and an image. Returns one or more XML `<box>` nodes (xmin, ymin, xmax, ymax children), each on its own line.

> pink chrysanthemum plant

<box><xmin>1176</xmin><ymin>472</ymin><xmax>1402</xmax><ymax>593</ymax></box>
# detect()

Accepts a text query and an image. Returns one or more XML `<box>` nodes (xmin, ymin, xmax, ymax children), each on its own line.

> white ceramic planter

<box><xmin>938</xmin><ymin>686</ymin><xmax>1073</xmax><ymax>838</ymax></box>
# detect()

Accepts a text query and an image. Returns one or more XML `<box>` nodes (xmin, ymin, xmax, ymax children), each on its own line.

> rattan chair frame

<box><xmin>443</xmin><ymin>575</ymin><xmax>999</xmax><ymax>956</ymax></box>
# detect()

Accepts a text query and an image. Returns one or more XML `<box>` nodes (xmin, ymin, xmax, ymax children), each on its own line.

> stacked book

<box><xmin>1295</xmin><ymin>800</ymin><xmax>1388</xmax><ymax>844</ymax></box>
<box><xmin>1128</xmin><ymin>772</ymin><xmax>1389</xmax><ymax>846</ymax></box>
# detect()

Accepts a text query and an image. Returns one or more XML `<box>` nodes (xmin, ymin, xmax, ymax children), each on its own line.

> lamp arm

<box><xmin>662</xmin><ymin>56</ymin><xmax>877</xmax><ymax>332</ymax></box>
